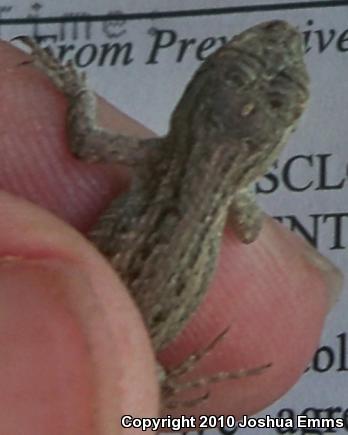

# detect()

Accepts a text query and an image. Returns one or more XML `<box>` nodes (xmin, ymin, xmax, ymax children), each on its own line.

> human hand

<box><xmin>0</xmin><ymin>40</ymin><xmax>342</xmax><ymax>433</ymax></box>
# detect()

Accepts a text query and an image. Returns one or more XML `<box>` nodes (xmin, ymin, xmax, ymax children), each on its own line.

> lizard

<box><xmin>14</xmin><ymin>19</ymin><xmax>310</xmax><ymax>408</ymax></box>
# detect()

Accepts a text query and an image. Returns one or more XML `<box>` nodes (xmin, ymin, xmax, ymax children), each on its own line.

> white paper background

<box><xmin>3</xmin><ymin>1</ymin><xmax>347</xmax><ymax>434</ymax></box>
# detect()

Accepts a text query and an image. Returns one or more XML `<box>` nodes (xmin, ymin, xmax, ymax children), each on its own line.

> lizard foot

<box><xmin>160</xmin><ymin>328</ymin><xmax>271</xmax><ymax>409</ymax></box>
<box><xmin>13</xmin><ymin>36</ymin><xmax>87</xmax><ymax>98</ymax></box>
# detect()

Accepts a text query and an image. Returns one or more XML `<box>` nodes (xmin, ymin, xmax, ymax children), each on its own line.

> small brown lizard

<box><xmin>14</xmin><ymin>19</ymin><xmax>309</xmax><ymax>408</ymax></box>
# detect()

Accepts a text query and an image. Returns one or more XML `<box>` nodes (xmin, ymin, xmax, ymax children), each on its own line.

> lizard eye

<box><xmin>267</xmin><ymin>92</ymin><xmax>284</xmax><ymax>110</ymax></box>
<box><xmin>227</xmin><ymin>73</ymin><xmax>246</xmax><ymax>87</ymax></box>
<box><xmin>270</xmin><ymin>99</ymin><xmax>283</xmax><ymax>109</ymax></box>
<box><xmin>224</xmin><ymin>60</ymin><xmax>258</xmax><ymax>88</ymax></box>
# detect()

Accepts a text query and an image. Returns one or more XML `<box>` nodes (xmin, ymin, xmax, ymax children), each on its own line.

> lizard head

<box><xmin>169</xmin><ymin>20</ymin><xmax>310</xmax><ymax>181</ymax></box>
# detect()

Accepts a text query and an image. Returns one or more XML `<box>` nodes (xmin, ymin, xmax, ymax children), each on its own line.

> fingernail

<box><xmin>303</xmin><ymin>244</ymin><xmax>344</xmax><ymax>311</ymax></box>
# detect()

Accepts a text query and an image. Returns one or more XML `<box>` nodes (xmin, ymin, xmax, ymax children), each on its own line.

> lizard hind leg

<box><xmin>160</xmin><ymin>328</ymin><xmax>271</xmax><ymax>409</ymax></box>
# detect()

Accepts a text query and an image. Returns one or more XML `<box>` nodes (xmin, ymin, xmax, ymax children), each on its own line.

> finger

<box><xmin>0</xmin><ymin>40</ymin><xmax>153</xmax><ymax>231</ymax></box>
<box><xmin>0</xmin><ymin>191</ymin><xmax>158</xmax><ymax>434</ymax></box>
<box><xmin>158</xmin><ymin>218</ymin><xmax>342</xmax><ymax>419</ymax></box>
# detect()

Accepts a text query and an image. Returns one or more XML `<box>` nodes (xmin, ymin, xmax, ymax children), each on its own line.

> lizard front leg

<box><xmin>14</xmin><ymin>36</ymin><xmax>152</xmax><ymax>166</ymax></box>
<box><xmin>228</xmin><ymin>187</ymin><xmax>264</xmax><ymax>244</ymax></box>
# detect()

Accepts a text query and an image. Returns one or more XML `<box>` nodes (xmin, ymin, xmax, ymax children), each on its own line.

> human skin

<box><xmin>0</xmin><ymin>41</ymin><xmax>342</xmax><ymax>434</ymax></box>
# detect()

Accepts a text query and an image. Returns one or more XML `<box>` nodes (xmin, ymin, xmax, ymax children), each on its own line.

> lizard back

<box><xmin>89</xmin><ymin>20</ymin><xmax>309</xmax><ymax>351</ymax></box>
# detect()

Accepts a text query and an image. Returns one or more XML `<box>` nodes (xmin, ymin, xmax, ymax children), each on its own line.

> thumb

<box><xmin>0</xmin><ymin>191</ymin><xmax>159</xmax><ymax>434</ymax></box>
